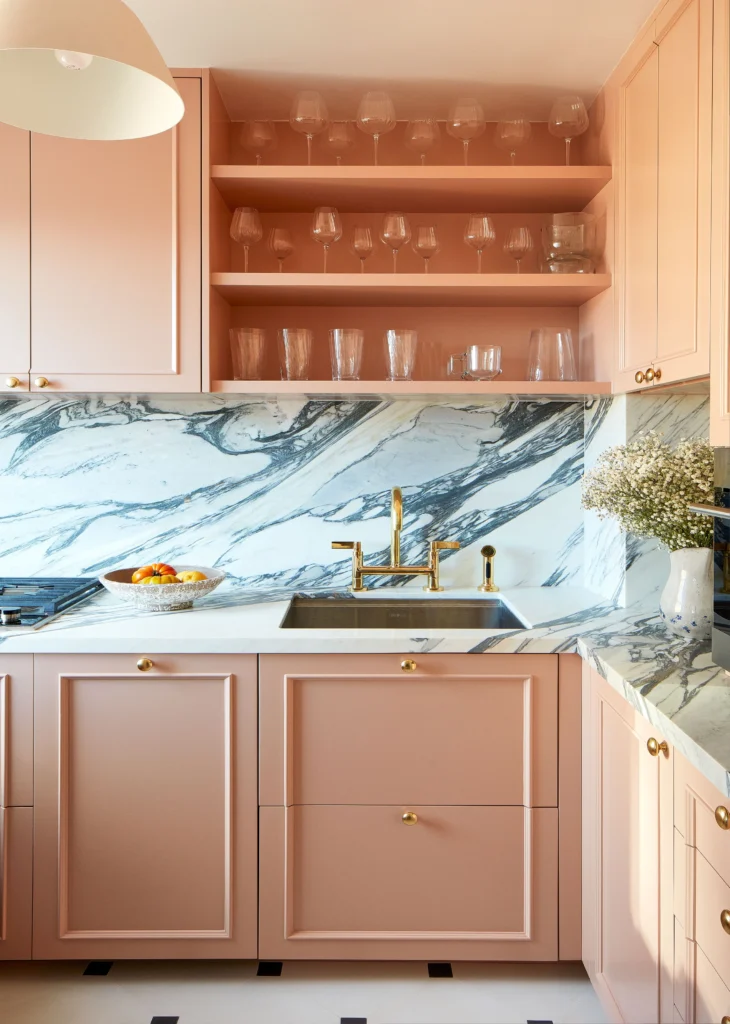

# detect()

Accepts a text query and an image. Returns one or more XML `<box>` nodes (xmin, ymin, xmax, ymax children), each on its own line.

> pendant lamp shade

<box><xmin>0</xmin><ymin>0</ymin><xmax>184</xmax><ymax>140</ymax></box>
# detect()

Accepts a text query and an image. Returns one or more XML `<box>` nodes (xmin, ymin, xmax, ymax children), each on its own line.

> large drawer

<box><xmin>674</xmin><ymin>754</ymin><xmax>730</xmax><ymax>888</ymax></box>
<box><xmin>695</xmin><ymin>849</ymin><xmax>730</xmax><ymax>988</ymax></box>
<box><xmin>694</xmin><ymin>943</ymin><xmax>730</xmax><ymax>1024</ymax></box>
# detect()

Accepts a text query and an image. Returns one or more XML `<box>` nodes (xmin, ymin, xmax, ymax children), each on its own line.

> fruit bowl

<box><xmin>99</xmin><ymin>565</ymin><xmax>226</xmax><ymax>612</ymax></box>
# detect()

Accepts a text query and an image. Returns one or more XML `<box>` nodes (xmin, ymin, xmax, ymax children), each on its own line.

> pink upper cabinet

<box><xmin>29</xmin><ymin>76</ymin><xmax>202</xmax><ymax>394</ymax></box>
<box><xmin>0</xmin><ymin>121</ymin><xmax>30</xmax><ymax>391</ymax></box>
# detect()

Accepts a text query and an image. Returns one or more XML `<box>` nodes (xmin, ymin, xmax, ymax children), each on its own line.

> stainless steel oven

<box><xmin>691</xmin><ymin>448</ymin><xmax>730</xmax><ymax>667</ymax></box>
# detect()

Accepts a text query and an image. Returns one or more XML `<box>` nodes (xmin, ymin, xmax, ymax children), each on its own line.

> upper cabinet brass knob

<box><xmin>136</xmin><ymin>658</ymin><xmax>154</xmax><ymax>672</ymax></box>
<box><xmin>721</xmin><ymin>908</ymin><xmax>730</xmax><ymax>935</ymax></box>
<box><xmin>716</xmin><ymin>805</ymin><xmax>730</xmax><ymax>830</ymax></box>
<box><xmin>401</xmin><ymin>659</ymin><xmax>417</xmax><ymax>672</ymax></box>
<box><xmin>647</xmin><ymin>737</ymin><xmax>668</xmax><ymax>757</ymax></box>
<box><xmin>645</xmin><ymin>367</ymin><xmax>661</xmax><ymax>383</ymax></box>
<box><xmin>4</xmin><ymin>377</ymin><xmax>20</xmax><ymax>389</ymax></box>
<box><xmin>721</xmin><ymin>1017</ymin><xmax>730</xmax><ymax>1024</ymax></box>
<box><xmin>402</xmin><ymin>811</ymin><xmax>418</xmax><ymax>825</ymax></box>
<box><xmin>34</xmin><ymin>377</ymin><xmax>50</xmax><ymax>389</ymax></box>
<box><xmin>635</xmin><ymin>370</ymin><xmax>646</xmax><ymax>384</ymax></box>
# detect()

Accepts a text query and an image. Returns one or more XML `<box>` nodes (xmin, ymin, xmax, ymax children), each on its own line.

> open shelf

<box><xmin>211</xmin><ymin>380</ymin><xmax>612</xmax><ymax>397</ymax></box>
<box><xmin>211</xmin><ymin>272</ymin><xmax>612</xmax><ymax>307</ymax></box>
<box><xmin>211</xmin><ymin>165</ymin><xmax>613</xmax><ymax>213</ymax></box>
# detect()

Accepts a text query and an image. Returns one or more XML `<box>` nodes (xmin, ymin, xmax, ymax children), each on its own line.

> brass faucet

<box><xmin>332</xmin><ymin>487</ymin><xmax>460</xmax><ymax>592</ymax></box>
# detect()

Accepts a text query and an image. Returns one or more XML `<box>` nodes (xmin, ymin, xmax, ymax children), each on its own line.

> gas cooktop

<box><xmin>0</xmin><ymin>577</ymin><xmax>104</xmax><ymax>631</ymax></box>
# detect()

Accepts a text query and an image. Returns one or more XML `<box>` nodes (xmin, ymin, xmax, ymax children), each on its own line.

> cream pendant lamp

<box><xmin>0</xmin><ymin>0</ymin><xmax>184</xmax><ymax>140</ymax></box>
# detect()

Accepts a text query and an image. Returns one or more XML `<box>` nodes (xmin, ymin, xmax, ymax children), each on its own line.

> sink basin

<box><xmin>280</xmin><ymin>596</ymin><xmax>528</xmax><ymax>630</ymax></box>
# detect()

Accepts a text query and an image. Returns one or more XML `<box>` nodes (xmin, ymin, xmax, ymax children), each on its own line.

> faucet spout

<box><xmin>391</xmin><ymin>486</ymin><xmax>402</xmax><ymax>567</ymax></box>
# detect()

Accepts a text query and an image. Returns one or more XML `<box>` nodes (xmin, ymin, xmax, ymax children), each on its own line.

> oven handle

<box><xmin>689</xmin><ymin>503</ymin><xmax>730</xmax><ymax>520</ymax></box>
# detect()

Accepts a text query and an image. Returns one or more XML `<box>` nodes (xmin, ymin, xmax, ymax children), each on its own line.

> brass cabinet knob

<box><xmin>635</xmin><ymin>370</ymin><xmax>646</xmax><ymax>384</ymax></box>
<box><xmin>402</xmin><ymin>811</ymin><xmax>418</xmax><ymax>825</ymax></box>
<box><xmin>721</xmin><ymin>1017</ymin><xmax>730</xmax><ymax>1024</ymax></box>
<box><xmin>136</xmin><ymin>658</ymin><xmax>154</xmax><ymax>672</ymax></box>
<box><xmin>721</xmin><ymin>908</ymin><xmax>730</xmax><ymax>935</ymax></box>
<box><xmin>401</xmin><ymin>659</ymin><xmax>417</xmax><ymax>672</ymax></box>
<box><xmin>5</xmin><ymin>377</ymin><xmax>20</xmax><ymax>389</ymax></box>
<box><xmin>647</xmin><ymin>737</ymin><xmax>668</xmax><ymax>757</ymax></box>
<box><xmin>34</xmin><ymin>377</ymin><xmax>50</xmax><ymax>389</ymax></box>
<box><xmin>645</xmin><ymin>367</ymin><xmax>661</xmax><ymax>383</ymax></box>
<box><xmin>716</xmin><ymin>805</ymin><xmax>730</xmax><ymax>830</ymax></box>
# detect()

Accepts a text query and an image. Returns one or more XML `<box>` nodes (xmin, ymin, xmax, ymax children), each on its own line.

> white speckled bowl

<box><xmin>100</xmin><ymin>566</ymin><xmax>226</xmax><ymax>612</ymax></box>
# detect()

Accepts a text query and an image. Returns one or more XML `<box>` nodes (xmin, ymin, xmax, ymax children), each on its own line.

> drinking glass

<box><xmin>356</xmin><ymin>91</ymin><xmax>396</xmax><ymax>165</ymax></box>
<box><xmin>230</xmin><ymin>207</ymin><xmax>263</xmax><ymax>272</ymax></box>
<box><xmin>290</xmin><ymin>90</ymin><xmax>329</xmax><ymax>165</ymax></box>
<box><xmin>268</xmin><ymin>228</ymin><xmax>294</xmax><ymax>272</ymax></box>
<box><xmin>329</xmin><ymin>328</ymin><xmax>364</xmax><ymax>381</ymax></box>
<box><xmin>381</xmin><ymin>212</ymin><xmax>411</xmax><ymax>274</ymax></box>
<box><xmin>384</xmin><ymin>329</ymin><xmax>418</xmax><ymax>381</ymax></box>
<box><xmin>404</xmin><ymin>118</ymin><xmax>441</xmax><ymax>165</ymax></box>
<box><xmin>311</xmin><ymin>206</ymin><xmax>342</xmax><ymax>272</ymax></box>
<box><xmin>548</xmin><ymin>95</ymin><xmax>589</xmax><ymax>165</ymax></box>
<box><xmin>527</xmin><ymin>327</ymin><xmax>577</xmax><ymax>381</ymax></box>
<box><xmin>230</xmin><ymin>327</ymin><xmax>266</xmax><ymax>380</ymax></box>
<box><xmin>446</xmin><ymin>97</ymin><xmax>486</xmax><ymax>165</ymax></box>
<box><xmin>326</xmin><ymin>121</ymin><xmax>355</xmax><ymax>164</ymax></box>
<box><xmin>541</xmin><ymin>212</ymin><xmax>596</xmax><ymax>273</ymax></box>
<box><xmin>494</xmin><ymin>112</ymin><xmax>532</xmax><ymax>165</ymax></box>
<box><xmin>448</xmin><ymin>344</ymin><xmax>502</xmax><ymax>380</ymax></box>
<box><xmin>412</xmin><ymin>225</ymin><xmax>440</xmax><ymax>273</ymax></box>
<box><xmin>503</xmin><ymin>226</ymin><xmax>534</xmax><ymax>273</ymax></box>
<box><xmin>464</xmin><ymin>213</ymin><xmax>495</xmax><ymax>273</ymax></box>
<box><xmin>240</xmin><ymin>120</ymin><xmax>277</xmax><ymax>164</ymax></box>
<box><xmin>350</xmin><ymin>226</ymin><xmax>374</xmax><ymax>273</ymax></box>
<box><xmin>278</xmin><ymin>328</ymin><xmax>313</xmax><ymax>380</ymax></box>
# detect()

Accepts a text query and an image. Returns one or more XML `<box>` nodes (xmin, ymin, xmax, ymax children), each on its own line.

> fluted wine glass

<box><xmin>268</xmin><ymin>228</ymin><xmax>294</xmax><ymax>272</ymax></box>
<box><xmin>404</xmin><ymin>118</ymin><xmax>441</xmax><ymax>165</ymax></box>
<box><xmin>446</xmin><ymin>97</ymin><xmax>485</xmax><ymax>165</ymax></box>
<box><xmin>311</xmin><ymin>207</ymin><xmax>342</xmax><ymax>272</ymax></box>
<box><xmin>326</xmin><ymin>121</ymin><xmax>355</xmax><ymax>165</ymax></box>
<box><xmin>464</xmin><ymin>213</ymin><xmax>495</xmax><ymax>273</ymax></box>
<box><xmin>503</xmin><ymin>225</ymin><xmax>533</xmax><ymax>273</ymax></box>
<box><xmin>412</xmin><ymin>225</ymin><xmax>440</xmax><ymax>273</ymax></box>
<box><xmin>494</xmin><ymin>112</ymin><xmax>532</xmax><ymax>165</ymax></box>
<box><xmin>350</xmin><ymin>226</ymin><xmax>374</xmax><ymax>273</ymax></box>
<box><xmin>290</xmin><ymin>90</ymin><xmax>329</xmax><ymax>165</ymax></box>
<box><xmin>356</xmin><ymin>91</ymin><xmax>396</xmax><ymax>165</ymax></box>
<box><xmin>381</xmin><ymin>212</ymin><xmax>411</xmax><ymax>273</ymax></box>
<box><xmin>241</xmin><ymin>120</ymin><xmax>277</xmax><ymax>164</ymax></box>
<box><xmin>230</xmin><ymin>207</ymin><xmax>263</xmax><ymax>272</ymax></box>
<box><xmin>548</xmin><ymin>95</ymin><xmax>589</xmax><ymax>165</ymax></box>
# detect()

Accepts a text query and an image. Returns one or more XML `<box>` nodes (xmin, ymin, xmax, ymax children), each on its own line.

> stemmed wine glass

<box><xmin>240</xmin><ymin>120</ymin><xmax>277</xmax><ymax>164</ymax></box>
<box><xmin>503</xmin><ymin>226</ymin><xmax>533</xmax><ymax>273</ymax></box>
<box><xmin>356</xmin><ymin>91</ymin><xmax>396</xmax><ymax>165</ymax></box>
<box><xmin>404</xmin><ymin>118</ymin><xmax>441</xmax><ymax>165</ymax></box>
<box><xmin>548</xmin><ymin>95</ymin><xmax>589</xmax><ymax>165</ymax></box>
<box><xmin>412</xmin><ymin>225</ymin><xmax>440</xmax><ymax>273</ymax></box>
<box><xmin>326</xmin><ymin>121</ymin><xmax>355</xmax><ymax>165</ymax></box>
<box><xmin>230</xmin><ymin>207</ymin><xmax>263</xmax><ymax>272</ymax></box>
<box><xmin>268</xmin><ymin>228</ymin><xmax>294</xmax><ymax>272</ymax></box>
<box><xmin>446</xmin><ymin>97</ymin><xmax>486</xmax><ymax>165</ymax></box>
<box><xmin>350</xmin><ymin>226</ymin><xmax>374</xmax><ymax>273</ymax></box>
<box><xmin>494</xmin><ymin>112</ymin><xmax>532</xmax><ymax>165</ymax></box>
<box><xmin>311</xmin><ymin>207</ymin><xmax>342</xmax><ymax>272</ymax></box>
<box><xmin>290</xmin><ymin>90</ymin><xmax>329</xmax><ymax>165</ymax></box>
<box><xmin>464</xmin><ymin>213</ymin><xmax>495</xmax><ymax>273</ymax></box>
<box><xmin>381</xmin><ymin>212</ymin><xmax>411</xmax><ymax>273</ymax></box>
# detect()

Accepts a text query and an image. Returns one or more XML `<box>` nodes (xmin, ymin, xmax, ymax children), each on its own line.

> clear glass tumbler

<box><xmin>278</xmin><ymin>328</ymin><xmax>313</xmax><ymax>381</ymax></box>
<box><xmin>384</xmin><ymin>329</ymin><xmax>418</xmax><ymax>381</ymax></box>
<box><xmin>448</xmin><ymin>344</ymin><xmax>502</xmax><ymax>380</ymax></box>
<box><xmin>230</xmin><ymin>327</ymin><xmax>266</xmax><ymax>380</ymax></box>
<box><xmin>329</xmin><ymin>329</ymin><xmax>364</xmax><ymax>381</ymax></box>
<box><xmin>526</xmin><ymin>328</ymin><xmax>577</xmax><ymax>381</ymax></box>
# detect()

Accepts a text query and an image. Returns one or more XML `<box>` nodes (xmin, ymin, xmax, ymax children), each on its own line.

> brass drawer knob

<box><xmin>34</xmin><ymin>377</ymin><xmax>50</xmax><ymax>389</ymax></box>
<box><xmin>721</xmin><ymin>1016</ymin><xmax>730</xmax><ymax>1024</ymax></box>
<box><xmin>634</xmin><ymin>370</ymin><xmax>646</xmax><ymax>384</ymax></box>
<box><xmin>716</xmin><ymin>805</ymin><xmax>730</xmax><ymax>830</ymax></box>
<box><xmin>402</xmin><ymin>811</ymin><xmax>418</xmax><ymax>826</ymax></box>
<box><xmin>401</xmin><ymin>659</ymin><xmax>417</xmax><ymax>672</ymax></box>
<box><xmin>722</xmin><ymin>908</ymin><xmax>730</xmax><ymax>935</ymax></box>
<box><xmin>136</xmin><ymin>658</ymin><xmax>154</xmax><ymax>672</ymax></box>
<box><xmin>647</xmin><ymin>737</ymin><xmax>668</xmax><ymax>757</ymax></box>
<box><xmin>5</xmin><ymin>377</ymin><xmax>20</xmax><ymax>389</ymax></box>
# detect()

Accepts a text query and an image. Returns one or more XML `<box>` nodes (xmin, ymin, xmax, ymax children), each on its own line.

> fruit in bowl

<box><xmin>131</xmin><ymin>563</ymin><xmax>209</xmax><ymax>585</ymax></box>
<box><xmin>99</xmin><ymin>564</ymin><xmax>224</xmax><ymax>612</ymax></box>
<box><xmin>176</xmin><ymin>570</ymin><xmax>207</xmax><ymax>583</ymax></box>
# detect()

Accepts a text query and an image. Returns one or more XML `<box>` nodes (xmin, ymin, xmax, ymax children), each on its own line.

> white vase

<box><xmin>659</xmin><ymin>547</ymin><xmax>713</xmax><ymax>640</ymax></box>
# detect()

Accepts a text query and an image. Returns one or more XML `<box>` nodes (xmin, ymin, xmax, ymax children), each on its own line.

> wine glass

<box><xmin>326</xmin><ymin>121</ymin><xmax>355</xmax><ymax>165</ymax></box>
<box><xmin>290</xmin><ymin>90</ymin><xmax>329</xmax><ymax>165</ymax></box>
<box><xmin>230</xmin><ymin>207</ymin><xmax>263</xmax><ymax>272</ymax></box>
<box><xmin>268</xmin><ymin>228</ymin><xmax>294</xmax><ymax>272</ymax></box>
<box><xmin>464</xmin><ymin>213</ymin><xmax>495</xmax><ymax>273</ymax></box>
<box><xmin>494</xmin><ymin>112</ymin><xmax>532</xmax><ymax>165</ymax></box>
<box><xmin>311</xmin><ymin>207</ymin><xmax>342</xmax><ymax>272</ymax></box>
<box><xmin>503</xmin><ymin>225</ymin><xmax>533</xmax><ymax>273</ymax></box>
<box><xmin>240</xmin><ymin>120</ymin><xmax>277</xmax><ymax>164</ymax></box>
<box><xmin>381</xmin><ymin>212</ymin><xmax>411</xmax><ymax>273</ymax></box>
<box><xmin>446</xmin><ymin>97</ymin><xmax>486</xmax><ymax>165</ymax></box>
<box><xmin>548</xmin><ymin>95</ymin><xmax>589</xmax><ymax>165</ymax></box>
<box><xmin>412</xmin><ymin>225</ymin><xmax>440</xmax><ymax>273</ymax></box>
<box><xmin>350</xmin><ymin>226</ymin><xmax>374</xmax><ymax>273</ymax></box>
<box><xmin>356</xmin><ymin>91</ymin><xmax>396</xmax><ymax>165</ymax></box>
<box><xmin>404</xmin><ymin>118</ymin><xmax>441</xmax><ymax>165</ymax></box>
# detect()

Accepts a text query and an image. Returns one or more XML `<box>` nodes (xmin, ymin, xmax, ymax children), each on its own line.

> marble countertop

<box><xmin>1</xmin><ymin>582</ymin><xmax>727</xmax><ymax>797</ymax></box>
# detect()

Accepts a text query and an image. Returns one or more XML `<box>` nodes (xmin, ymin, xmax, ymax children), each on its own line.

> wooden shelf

<box><xmin>211</xmin><ymin>165</ymin><xmax>613</xmax><ymax>213</ymax></box>
<box><xmin>211</xmin><ymin>272</ymin><xmax>611</xmax><ymax>307</ymax></box>
<box><xmin>211</xmin><ymin>380</ymin><xmax>612</xmax><ymax>397</ymax></box>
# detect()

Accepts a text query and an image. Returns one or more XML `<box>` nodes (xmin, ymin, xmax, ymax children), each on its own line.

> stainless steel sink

<box><xmin>280</xmin><ymin>596</ymin><xmax>528</xmax><ymax>630</ymax></box>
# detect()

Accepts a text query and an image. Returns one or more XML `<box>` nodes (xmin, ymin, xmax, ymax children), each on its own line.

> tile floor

<box><xmin>0</xmin><ymin>959</ymin><xmax>608</xmax><ymax>1024</ymax></box>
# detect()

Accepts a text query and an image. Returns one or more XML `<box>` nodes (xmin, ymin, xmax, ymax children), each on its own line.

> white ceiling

<box><xmin>128</xmin><ymin>0</ymin><xmax>657</xmax><ymax>121</ymax></box>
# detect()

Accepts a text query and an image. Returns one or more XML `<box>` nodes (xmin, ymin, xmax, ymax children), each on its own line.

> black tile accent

<box><xmin>82</xmin><ymin>961</ymin><xmax>113</xmax><ymax>976</ymax></box>
<box><xmin>256</xmin><ymin>960</ymin><xmax>283</xmax><ymax>977</ymax></box>
<box><xmin>526</xmin><ymin>1020</ymin><xmax>554</xmax><ymax>1023</ymax></box>
<box><xmin>340</xmin><ymin>1019</ymin><xmax>367</xmax><ymax>1023</ymax></box>
<box><xmin>427</xmin><ymin>961</ymin><xmax>453</xmax><ymax>978</ymax></box>
<box><xmin>150</xmin><ymin>1018</ymin><xmax>179</xmax><ymax>1024</ymax></box>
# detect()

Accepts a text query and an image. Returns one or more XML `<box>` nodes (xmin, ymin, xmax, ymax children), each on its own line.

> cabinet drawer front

<box><xmin>694</xmin><ymin>943</ymin><xmax>730</xmax><ymax>1024</ymax></box>
<box><xmin>695</xmin><ymin>850</ymin><xmax>730</xmax><ymax>985</ymax></box>
<box><xmin>260</xmin><ymin>653</ymin><xmax>557</xmax><ymax>807</ymax></box>
<box><xmin>675</xmin><ymin>754</ymin><xmax>730</xmax><ymax>888</ymax></box>
<box><xmin>260</xmin><ymin>804</ymin><xmax>557</xmax><ymax>960</ymax></box>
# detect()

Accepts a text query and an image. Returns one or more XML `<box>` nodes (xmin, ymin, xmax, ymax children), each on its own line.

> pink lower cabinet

<box><xmin>32</xmin><ymin>654</ymin><xmax>258</xmax><ymax>959</ymax></box>
<box><xmin>259</xmin><ymin>652</ymin><xmax>569</xmax><ymax>961</ymax></box>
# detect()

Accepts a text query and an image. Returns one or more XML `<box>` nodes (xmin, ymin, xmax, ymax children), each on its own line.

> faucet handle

<box><xmin>332</xmin><ymin>541</ymin><xmax>355</xmax><ymax>549</ymax></box>
<box><xmin>431</xmin><ymin>540</ymin><xmax>460</xmax><ymax>550</ymax></box>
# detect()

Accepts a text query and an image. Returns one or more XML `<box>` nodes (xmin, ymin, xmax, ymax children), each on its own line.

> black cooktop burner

<box><xmin>0</xmin><ymin>577</ymin><xmax>103</xmax><ymax>627</ymax></box>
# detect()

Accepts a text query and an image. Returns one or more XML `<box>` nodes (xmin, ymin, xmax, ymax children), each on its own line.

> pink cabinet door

<box><xmin>29</xmin><ymin>76</ymin><xmax>201</xmax><ymax>393</ymax></box>
<box><xmin>0</xmin><ymin>655</ymin><xmax>33</xmax><ymax>808</ymax></box>
<box><xmin>32</xmin><ymin>653</ymin><xmax>257</xmax><ymax>959</ymax></box>
<box><xmin>694</xmin><ymin>944</ymin><xmax>730</xmax><ymax>1024</ymax></box>
<box><xmin>0</xmin><ymin>807</ymin><xmax>32</xmax><ymax>960</ymax></box>
<box><xmin>260</xmin><ymin>804</ymin><xmax>558</xmax><ymax>961</ymax></box>
<box><xmin>0</xmin><ymin>121</ymin><xmax>30</xmax><ymax>392</ymax></box>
